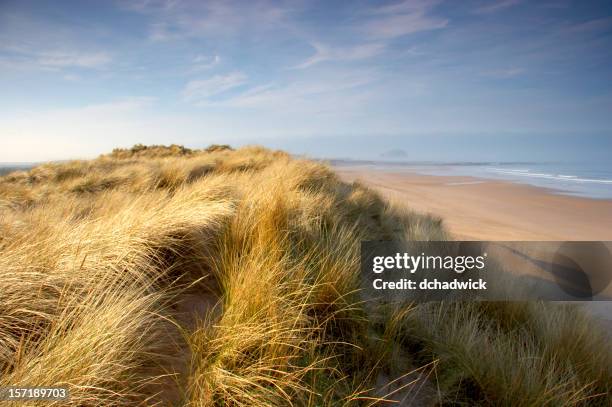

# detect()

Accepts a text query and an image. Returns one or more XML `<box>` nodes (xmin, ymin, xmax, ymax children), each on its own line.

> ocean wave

<box><xmin>488</xmin><ymin>168</ymin><xmax>612</xmax><ymax>184</ymax></box>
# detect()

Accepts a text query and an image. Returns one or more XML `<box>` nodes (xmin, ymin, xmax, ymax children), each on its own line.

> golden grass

<box><xmin>0</xmin><ymin>145</ymin><xmax>609</xmax><ymax>406</ymax></box>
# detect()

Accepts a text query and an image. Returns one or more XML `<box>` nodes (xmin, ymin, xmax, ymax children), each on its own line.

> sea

<box><xmin>0</xmin><ymin>163</ymin><xmax>35</xmax><ymax>176</ymax></box>
<box><xmin>331</xmin><ymin>160</ymin><xmax>612</xmax><ymax>200</ymax></box>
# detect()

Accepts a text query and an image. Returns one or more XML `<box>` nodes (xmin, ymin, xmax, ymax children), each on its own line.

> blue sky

<box><xmin>1</xmin><ymin>0</ymin><xmax>611</xmax><ymax>161</ymax></box>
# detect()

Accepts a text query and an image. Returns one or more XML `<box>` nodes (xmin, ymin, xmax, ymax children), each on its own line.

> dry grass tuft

<box><xmin>0</xmin><ymin>144</ymin><xmax>609</xmax><ymax>406</ymax></box>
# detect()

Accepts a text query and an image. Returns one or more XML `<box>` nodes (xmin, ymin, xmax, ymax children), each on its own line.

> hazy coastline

<box><xmin>332</xmin><ymin>159</ymin><xmax>612</xmax><ymax>200</ymax></box>
<box><xmin>0</xmin><ymin>163</ymin><xmax>35</xmax><ymax>176</ymax></box>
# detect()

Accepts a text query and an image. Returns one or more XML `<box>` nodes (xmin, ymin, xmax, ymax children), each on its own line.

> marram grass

<box><xmin>0</xmin><ymin>145</ymin><xmax>609</xmax><ymax>406</ymax></box>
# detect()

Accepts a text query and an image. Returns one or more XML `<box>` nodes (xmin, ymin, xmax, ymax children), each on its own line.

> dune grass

<box><xmin>0</xmin><ymin>145</ymin><xmax>609</xmax><ymax>406</ymax></box>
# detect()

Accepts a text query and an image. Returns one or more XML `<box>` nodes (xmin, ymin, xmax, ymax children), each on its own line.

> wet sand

<box><xmin>336</xmin><ymin>167</ymin><xmax>612</xmax><ymax>241</ymax></box>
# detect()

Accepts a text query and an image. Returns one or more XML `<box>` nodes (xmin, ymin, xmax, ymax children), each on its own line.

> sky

<box><xmin>1</xmin><ymin>0</ymin><xmax>611</xmax><ymax>162</ymax></box>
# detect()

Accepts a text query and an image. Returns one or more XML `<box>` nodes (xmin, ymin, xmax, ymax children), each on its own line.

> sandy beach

<box><xmin>336</xmin><ymin>166</ymin><xmax>612</xmax><ymax>241</ymax></box>
<box><xmin>337</xmin><ymin>166</ymin><xmax>612</xmax><ymax>333</ymax></box>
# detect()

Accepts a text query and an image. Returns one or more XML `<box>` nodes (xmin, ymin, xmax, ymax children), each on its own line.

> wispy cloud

<box><xmin>120</xmin><ymin>0</ymin><xmax>182</xmax><ymax>13</ymax></box>
<box><xmin>0</xmin><ymin>48</ymin><xmax>112</xmax><ymax>71</ymax></box>
<box><xmin>62</xmin><ymin>74</ymin><xmax>80</xmax><ymax>81</ymax></box>
<box><xmin>218</xmin><ymin>71</ymin><xmax>377</xmax><ymax>110</ymax></box>
<box><xmin>192</xmin><ymin>54</ymin><xmax>221</xmax><ymax>71</ymax></box>
<box><xmin>364</xmin><ymin>0</ymin><xmax>448</xmax><ymax>39</ymax></box>
<box><xmin>482</xmin><ymin>67</ymin><xmax>526</xmax><ymax>78</ymax></box>
<box><xmin>291</xmin><ymin>42</ymin><xmax>385</xmax><ymax>69</ymax></box>
<box><xmin>473</xmin><ymin>0</ymin><xmax>522</xmax><ymax>15</ymax></box>
<box><xmin>125</xmin><ymin>0</ymin><xmax>293</xmax><ymax>41</ymax></box>
<box><xmin>181</xmin><ymin>72</ymin><xmax>247</xmax><ymax>104</ymax></box>
<box><xmin>564</xmin><ymin>17</ymin><xmax>612</xmax><ymax>34</ymax></box>
<box><xmin>0</xmin><ymin>12</ymin><xmax>112</xmax><ymax>71</ymax></box>
<box><xmin>36</xmin><ymin>51</ymin><xmax>111</xmax><ymax>68</ymax></box>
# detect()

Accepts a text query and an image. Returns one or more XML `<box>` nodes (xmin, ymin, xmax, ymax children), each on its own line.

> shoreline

<box><xmin>327</xmin><ymin>159</ymin><xmax>612</xmax><ymax>200</ymax></box>
<box><xmin>335</xmin><ymin>166</ymin><xmax>612</xmax><ymax>241</ymax></box>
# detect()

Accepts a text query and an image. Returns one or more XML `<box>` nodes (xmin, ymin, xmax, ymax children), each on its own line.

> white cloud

<box><xmin>217</xmin><ymin>71</ymin><xmax>377</xmax><ymax>110</ymax></box>
<box><xmin>364</xmin><ymin>0</ymin><xmax>448</xmax><ymax>39</ymax></box>
<box><xmin>0</xmin><ymin>47</ymin><xmax>112</xmax><ymax>71</ymax></box>
<box><xmin>62</xmin><ymin>74</ymin><xmax>80</xmax><ymax>81</ymax></box>
<box><xmin>36</xmin><ymin>51</ymin><xmax>111</xmax><ymax>68</ymax></box>
<box><xmin>120</xmin><ymin>0</ymin><xmax>181</xmax><ymax>13</ymax></box>
<box><xmin>564</xmin><ymin>17</ymin><xmax>612</xmax><ymax>34</ymax></box>
<box><xmin>148</xmin><ymin>22</ymin><xmax>178</xmax><ymax>41</ymax></box>
<box><xmin>365</xmin><ymin>13</ymin><xmax>448</xmax><ymax>39</ymax></box>
<box><xmin>192</xmin><ymin>54</ymin><xmax>221</xmax><ymax>70</ymax></box>
<box><xmin>473</xmin><ymin>0</ymin><xmax>522</xmax><ymax>15</ymax></box>
<box><xmin>371</xmin><ymin>0</ymin><xmax>440</xmax><ymax>15</ymax></box>
<box><xmin>125</xmin><ymin>0</ymin><xmax>293</xmax><ymax>41</ymax></box>
<box><xmin>0</xmin><ymin>12</ymin><xmax>112</xmax><ymax>71</ymax></box>
<box><xmin>291</xmin><ymin>42</ymin><xmax>386</xmax><ymax>69</ymax></box>
<box><xmin>74</xmin><ymin>97</ymin><xmax>157</xmax><ymax>113</ymax></box>
<box><xmin>483</xmin><ymin>67</ymin><xmax>526</xmax><ymax>78</ymax></box>
<box><xmin>181</xmin><ymin>72</ymin><xmax>247</xmax><ymax>103</ymax></box>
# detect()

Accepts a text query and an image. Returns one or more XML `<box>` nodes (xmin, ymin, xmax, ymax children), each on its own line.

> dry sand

<box><xmin>336</xmin><ymin>167</ymin><xmax>612</xmax><ymax>241</ymax></box>
<box><xmin>336</xmin><ymin>166</ymin><xmax>612</xmax><ymax>334</ymax></box>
